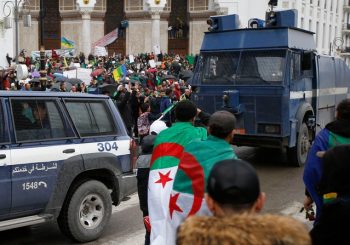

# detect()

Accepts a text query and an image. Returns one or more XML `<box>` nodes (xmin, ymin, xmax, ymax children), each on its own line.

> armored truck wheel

<box><xmin>287</xmin><ymin>123</ymin><xmax>311</xmax><ymax>167</ymax></box>
<box><xmin>58</xmin><ymin>180</ymin><xmax>112</xmax><ymax>243</ymax></box>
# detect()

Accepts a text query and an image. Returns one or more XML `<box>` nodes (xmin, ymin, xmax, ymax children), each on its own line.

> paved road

<box><xmin>1</xmin><ymin>147</ymin><xmax>313</xmax><ymax>245</ymax></box>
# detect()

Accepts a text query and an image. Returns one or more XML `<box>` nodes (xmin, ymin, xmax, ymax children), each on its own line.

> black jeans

<box><xmin>137</xmin><ymin>168</ymin><xmax>150</xmax><ymax>245</ymax></box>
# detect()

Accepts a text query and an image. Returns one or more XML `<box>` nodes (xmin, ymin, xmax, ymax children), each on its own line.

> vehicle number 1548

<box><xmin>22</xmin><ymin>181</ymin><xmax>47</xmax><ymax>190</ymax></box>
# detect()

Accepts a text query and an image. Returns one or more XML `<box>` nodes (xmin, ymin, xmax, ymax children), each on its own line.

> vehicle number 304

<box><xmin>97</xmin><ymin>142</ymin><xmax>118</xmax><ymax>152</ymax></box>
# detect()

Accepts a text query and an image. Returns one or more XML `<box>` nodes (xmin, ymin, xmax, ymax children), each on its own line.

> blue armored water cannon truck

<box><xmin>191</xmin><ymin>1</ymin><xmax>350</xmax><ymax>167</ymax></box>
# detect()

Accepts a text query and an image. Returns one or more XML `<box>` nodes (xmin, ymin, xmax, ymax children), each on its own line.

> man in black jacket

<box><xmin>115</xmin><ymin>84</ymin><xmax>134</xmax><ymax>136</ymax></box>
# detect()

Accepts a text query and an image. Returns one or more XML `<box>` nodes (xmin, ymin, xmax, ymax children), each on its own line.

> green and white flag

<box><xmin>168</xmin><ymin>136</ymin><xmax>238</xmax><ymax>241</ymax></box>
<box><xmin>148</xmin><ymin>122</ymin><xmax>207</xmax><ymax>245</ymax></box>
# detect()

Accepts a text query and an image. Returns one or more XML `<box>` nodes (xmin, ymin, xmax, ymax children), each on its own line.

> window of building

<box><xmin>336</xmin><ymin>0</ymin><xmax>339</xmax><ymax>13</ymax></box>
<box><xmin>301</xmin><ymin>18</ymin><xmax>304</xmax><ymax>29</ymax></box>
<box><xmin>22</xmin><ymin>0</ymin><xmax>40</xmax><ymax>11</ymax></box>
<box><xmin>65</xmin><ymin>100</ymin><xmax>116</xmax><ymax>137</ymax></box>
<box><xmin>59</xmin><ymin>0</ymin><xmax>77</xmax><ymax>11</ymax></box>
<box><xmin>282</xmin><ymin>1</ymin><xmax>289</xmax><ymax>8</ymax></box>
<box><xmin>328</xmin><ymin>25</ymin><xmax>332</xmax><ymax>50</ymax></box>
<box><xmin>309</xmin><ymin>20</ymin><xmax>312</xmax><ymax>31</ymax></box>
<box><xmin>316</xmin><ymin>21</ymin><xmax>319</xmax><ymax>46</ymax></box>
<box><xmin>317</xmin><ymin>0</ymin><xmax>320</xmax><ymax>7</ymax></box>
<box><xmin>11</xmin><ymin>100</ymin><xmax>70</xmax><ymax>142</ymax></box>
<box><xmin>330</xmin><ymin>0</ymin><xmax>333</xmax><ymax>11</ymax></box>
<box><xmin>94</xmin><ymin>0</ymin><xmax>107</xmax><ymax>11</ymax></box>
<box><xmin>164</xmin><ymin>0</ymin><xmax>171</xmax><ymax>11</ymax></box>
<box><xmin>189</xmin><ymin>0</ymin><xmax>209</xmax><ymax>12</ymax></box>
<box><xmin>322</xmin><ymin>23</ymin><xmax>326</xmax><ymax>48</ymax></box>
<box><xmin>125</xmin><ymin>0</ymin><xmax>143</xmax><ymax>11</ymax></box>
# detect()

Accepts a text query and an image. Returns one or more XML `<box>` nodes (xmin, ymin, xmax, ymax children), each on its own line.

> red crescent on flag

<box><xmin>178</xmin><ymin>152</ymin><xmax>205</xmax><ymax>217</ymax></box>
<box><xmin>150</xmin><ymin>143</ymin><xmax>184</xmax><ymax>167</ymax></box>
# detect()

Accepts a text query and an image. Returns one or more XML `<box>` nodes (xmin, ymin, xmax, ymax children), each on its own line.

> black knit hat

<box><xmin>207</xmin><ymin>159</ymin><xmax>260</xmax><ymax>205</ymax></box>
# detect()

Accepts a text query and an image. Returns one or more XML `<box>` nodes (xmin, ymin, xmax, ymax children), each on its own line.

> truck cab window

<box><xmin>236</xmin><ymin>50</ymin><xmax>286</xmax><ymax>85</ymax></box>
<box><xmin>291</xmin><ymin>53</ymin><xmax>301</xmax><ymax>80</ymax></box>
<box><xmin>202</xmin><ymin>52</ymin><xmax>240</xmax><ymax>84</ymax></box>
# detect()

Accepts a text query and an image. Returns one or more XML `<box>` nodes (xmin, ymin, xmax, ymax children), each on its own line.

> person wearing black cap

<box><xmin>176</xmin><ymin>159</ymin><xmax>311</xmax><ymax>245</ymax></box>
<box><xmin>205</xmin><ymin>159</ymin><xmax>265</xmax><ymax>216</ymax></box>
<box><xmin>310</xmin><ymin>145</ymin><xmax>350</xmax><ymax>245</ymax></box>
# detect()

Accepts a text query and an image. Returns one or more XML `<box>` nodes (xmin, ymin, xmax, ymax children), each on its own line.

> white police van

<box><xmin>0</xmin><ymin>91</ymin><xmax>137</xmax><ymax>242</ymax></box>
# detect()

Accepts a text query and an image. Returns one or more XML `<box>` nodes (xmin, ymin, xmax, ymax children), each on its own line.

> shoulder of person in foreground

<box><xmin>176</xmin><ymin>214</ymin><xmax>311</xmax><ymax>245</ymax></box>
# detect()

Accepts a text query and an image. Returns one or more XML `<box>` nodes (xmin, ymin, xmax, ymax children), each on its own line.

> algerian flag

<box><xmin>148</xmin><ymin>122</ymin><xmax>207</xmax><ymax>245</ymax></box>
<box><xmin>168</xmin><ymin>136</ymin><xmax>238</xmax><ymax>237</ymax></box>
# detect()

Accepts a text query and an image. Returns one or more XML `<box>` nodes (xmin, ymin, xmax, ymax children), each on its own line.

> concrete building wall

<box><xmin>160</xmin><ymin>20</ymin><xmax>168</xmax><ymax>54</ymax></box>
<box><xmin>61</xmin><ymin>20</ymin><xmax>83</xmax><ymax>54</ymax></box>
<box><xmin>18</xmin><ymin>19</ymin><xmax>39</xmax><ymax>53</ymax></box>
<box><xmin>189</xmin><ymin>20</ymin><xmax>209</xmax><ymax>54</ymax></box>
<box><xmin>127</xmin><ymin>20</ymin><xmax>152</xmax><ymax>55</ymax></box>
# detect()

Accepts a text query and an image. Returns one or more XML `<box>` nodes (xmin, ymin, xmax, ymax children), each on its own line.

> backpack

<box><xmin>138</xmin><ymin>113</ymin><xmax>150</xmax><ymax>136</ymax></box>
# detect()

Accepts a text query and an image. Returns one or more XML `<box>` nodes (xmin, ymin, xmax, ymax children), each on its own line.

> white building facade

<box><xmin>341</xmin><ymin>0</ymin><xmax>350</xmax><ymax>65</ymax></box>
<box><xmin>0</xmin><ymin>0</ymin><xmax>346</xmax><ymax>68</ymax></box>
<box><xmin>0</xmin><ymin>0</ymin><xmax>15</xmax><ymax>68</ymax></box>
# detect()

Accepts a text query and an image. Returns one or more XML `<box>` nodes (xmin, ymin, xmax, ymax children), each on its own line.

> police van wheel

<box><xmin>287</xmin><ymin>123</ymin><xmax>310</xmax><ymax>167</ymax></box>
<box><xmin>58</xmin><ymin>180</ymin><xmax>112</xmax><ymax>243</ymax></box>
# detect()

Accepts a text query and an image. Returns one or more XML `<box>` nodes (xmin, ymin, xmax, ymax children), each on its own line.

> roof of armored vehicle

<box><xmin>201</xmin><ymin>26</ymin><xmax>316</xmax><ymax>52</ymax></box>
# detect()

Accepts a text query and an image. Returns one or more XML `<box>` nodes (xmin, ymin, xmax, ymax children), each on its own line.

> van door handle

<box><xmin>63</xmin><ymin>149</ymin><xmax>75</xmax><ymax>154</ymax></box>
<box><xmin>0</xmin><ymin>154</ymin><xmax>6</xmax><ymax>159</ymax></box>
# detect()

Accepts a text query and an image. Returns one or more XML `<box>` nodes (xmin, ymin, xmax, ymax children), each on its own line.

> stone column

<box><xmin>147</xmin><ymin>0</ymin><xmax>166</xmax><ymax>55</ymax></box>
<box><xmin>77</xmin><ymin>0</ymin><xmax>96</xmax><ymax>56</ymax></box>
<box><xmin>151</xmin><ymin>11</ymin><xmax>161</xmax><ymax>54</ymax></box>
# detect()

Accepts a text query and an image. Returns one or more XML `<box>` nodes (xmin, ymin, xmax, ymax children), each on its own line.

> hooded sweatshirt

<box><xmin>303</xmin><ymin>118</ymin><xmax>350</xmax><ymax>221</ymax></box>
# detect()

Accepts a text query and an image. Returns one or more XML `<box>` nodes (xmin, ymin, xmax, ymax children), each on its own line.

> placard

<box><xmin>149</xmin><ymin>59</ymin><xmax>156</xmax><ymax>68</ymax></box>
<box><xmin>129</xmin><ymin>54</ymin><xmax>135</xmax><ymax>63</ymax></box>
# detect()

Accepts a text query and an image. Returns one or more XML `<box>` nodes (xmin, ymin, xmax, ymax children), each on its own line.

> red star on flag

<box><xmin>169</xmin><ymin>193</ymin><xmax>183</xmax><ymax>219</ymax></box>
<box><xmin>155</xmin><ymin>170</ymin><xmax>173</xmax><ymax>188</ymax></box>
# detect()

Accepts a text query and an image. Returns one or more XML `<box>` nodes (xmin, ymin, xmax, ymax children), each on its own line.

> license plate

<box><xmin>233</xmin><ymin>129</ymin><xmax>246</xmax><ymax>135</ymax></box>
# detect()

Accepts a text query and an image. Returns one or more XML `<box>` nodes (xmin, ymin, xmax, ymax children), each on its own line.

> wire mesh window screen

<box><xmin>189</xmin><ymin>0</ymin><xmax>208</xmax><ymax>11</ymax></box>
<box><xmin>236</xmin><ymin>50</ymin><xmax>286</xmax><ymax>85</ymax></box>
<box><xmin>94</xmin><ymin>0</ymin><xmax>107</xmax><ymax>11</ymax></box>
<box><xmin>22</xmin><ymin>0</ymin><xmax>40</xmax><ymax>11</ymax></box>
<box><xmin>201</xmin><ymin>52</ymin><xmax>240</xmax><ymax>84</ymax></box>
<box><xmin>59</xmin><ymin>0</ymin><xmax>77</xmax><ymax>11</ymax></box>
<box><xmin>125</xmin><ymin>0</ymin><xmax>143</xmax><ymax>11</ymax></box>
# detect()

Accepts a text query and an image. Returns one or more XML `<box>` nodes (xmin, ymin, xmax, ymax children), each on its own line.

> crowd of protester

<box><xmin>0</xmin><ymin>51</ymin><xmax>196</xmax><ymax>139</ymax></box>
<box><xmin>2</xmin><ymin>50</ymin><xmax>350</xmax><ymax>245</ymax></box>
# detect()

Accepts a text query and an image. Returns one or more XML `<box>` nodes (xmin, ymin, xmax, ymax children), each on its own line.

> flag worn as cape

<box><xmin>167</xmin><ymin>135</ymin><xmax>237</xmax><ymax>243</ymax></box>
<box><xmin>61</xmin><ymin>37</ymin><xmax>75</xmax><ymax>49</ymax></box>
<box><xmin>148</xmin><ymin>122</ymin><xmax>207</xmax><ymax>245</ymax></box>
<box><xmin>113</xmin><ymin>64</ymin><xmax>127</xmax><ymax>82</ymax></box>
